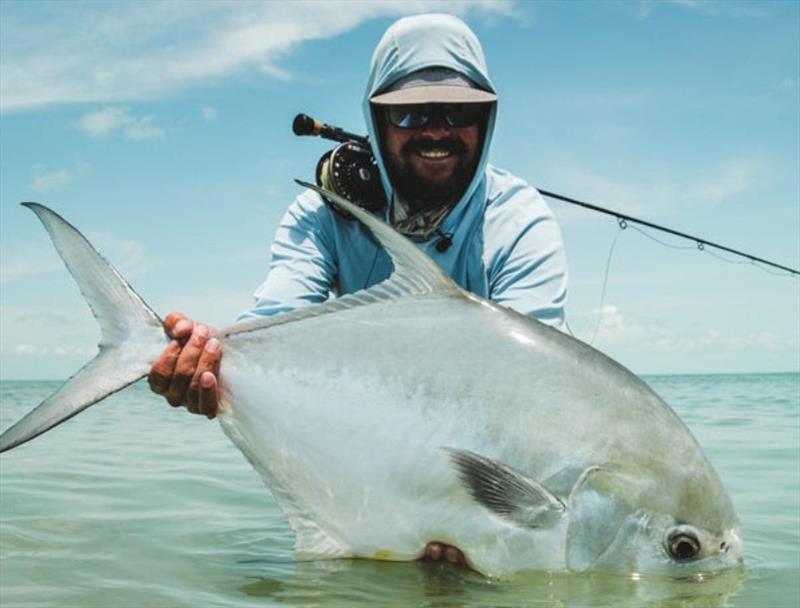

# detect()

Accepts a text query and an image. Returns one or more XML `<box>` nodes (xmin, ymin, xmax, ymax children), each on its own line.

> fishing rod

<box><xmin>537</xmin><ymin>190</ymin><xmax>799</xmax><ymax>276</ymax></box>
<box><xmin>293</xmin><ymin>112</ymin><xmax>799</xmax><ymax>276</ymax></box>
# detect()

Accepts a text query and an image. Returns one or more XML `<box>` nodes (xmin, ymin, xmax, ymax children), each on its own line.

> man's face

<box><xmin>379</xmin><ymin>104</ymin><xmax>485</xmax><ymax>208</ymax></box>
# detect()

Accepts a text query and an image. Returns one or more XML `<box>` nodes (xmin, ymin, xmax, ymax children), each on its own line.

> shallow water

<box><xmin>0</xmin><ymin>373</ymin><xmax>798</xmax><ymax>607</ymax></box>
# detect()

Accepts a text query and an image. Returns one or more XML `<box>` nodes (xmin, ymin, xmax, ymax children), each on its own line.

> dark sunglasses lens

<box><xmin>444</xmin><ymin>104</ymin><xmax>485</xmax><ymax>127</ymax></box>
<box><xmin>386</xmin><ymin>103</ymin><xmax>487</xmax><ymax>129</ymax></box>
<box><xmin>387</xmin><ymin>106</ymin><xmax>428</xmax><ymax>128</ymax></box>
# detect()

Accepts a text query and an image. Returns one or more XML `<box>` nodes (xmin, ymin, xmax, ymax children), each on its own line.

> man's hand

<box><xmin>421</xmin><ymin>542</ymin><xmax>469</xmax><ymax>569</ymax></box>
<box><xmin>148</xmin><ymin>312</ymin><xmax>221</xmax><ymax>418</ymax></box>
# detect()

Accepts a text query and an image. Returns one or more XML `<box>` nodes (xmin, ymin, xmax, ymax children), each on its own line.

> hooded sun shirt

<box><xmin>241</xmin><ymin>14</ymin><xmax>568</xmax><ymax>328</ymax></box>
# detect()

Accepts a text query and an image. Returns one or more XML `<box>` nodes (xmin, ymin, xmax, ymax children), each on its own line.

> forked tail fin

<box><xmin>0</xmin><ymin>203</ymin><xmax>167</xmax><ymax>453</ymax></box>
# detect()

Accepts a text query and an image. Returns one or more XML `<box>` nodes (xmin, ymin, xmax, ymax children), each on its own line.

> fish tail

<box><xmin>0</xmin><ymin>203</ymin><xmax>167</xmax><ymax>453</ymax></box>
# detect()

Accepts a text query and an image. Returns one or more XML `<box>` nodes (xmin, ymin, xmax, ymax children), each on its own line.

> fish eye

<box><xmin>665</xmin><ymin>529</ymin><xmax>701</xmax><ymax>561</ymax></box>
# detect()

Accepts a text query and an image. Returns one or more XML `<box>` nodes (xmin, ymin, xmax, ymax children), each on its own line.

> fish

<box><xmin>0</xmin><ymin>181</ymin><xmax>743</xmax><ymax>577</ymax></box>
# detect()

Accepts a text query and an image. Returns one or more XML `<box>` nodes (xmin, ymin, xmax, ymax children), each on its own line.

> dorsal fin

<box><xmin>222</xmin><ymin>181</ymin><xmax>463</xmax><ymax>338</ymax></box>
<box><xmin>298</xmin><ymin>180</ymin><xmax>460</xmax><ymax>297</ymax></box>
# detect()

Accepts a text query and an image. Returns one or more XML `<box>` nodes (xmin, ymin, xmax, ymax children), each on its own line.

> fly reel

<box><xmin>316</xmin><ymin>141</ymin><xmax>385</xmax><ymax>214</ymax></box>
<box><xmin>294</xmin><ymin>113</ymin><xmax>387</xmax><ymax>215</ymax></box>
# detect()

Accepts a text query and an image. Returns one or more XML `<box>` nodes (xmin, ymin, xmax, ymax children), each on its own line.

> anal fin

<box><xmin>288</xmin><ymin>512</ymin><xmax>350</xmax><ymax>560</ymax></box>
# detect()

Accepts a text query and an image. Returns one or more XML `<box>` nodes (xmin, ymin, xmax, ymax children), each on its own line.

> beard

<box><xmin>383</xmin><ymin>136</ymin><xmax>479</xmax><ymax>210</ymax></box>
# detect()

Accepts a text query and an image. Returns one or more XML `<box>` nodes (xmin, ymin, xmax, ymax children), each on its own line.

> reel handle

<box><xmin>292</xmin><ymin>113</ymin><xmax>369</xmax><ymax>147</ymax></box>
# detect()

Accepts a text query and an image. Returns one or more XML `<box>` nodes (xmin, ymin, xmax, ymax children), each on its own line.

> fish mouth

<box><xmin>717</xmin><ymin>528</ymin><xmax>744</xmax><ymax>565</ymax></box>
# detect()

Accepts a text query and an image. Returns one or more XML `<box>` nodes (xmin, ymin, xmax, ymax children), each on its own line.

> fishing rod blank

<box><xmin>538</xmin><ymin>189</ymin><xmax>799</xmax><ymax>276</ymax></box>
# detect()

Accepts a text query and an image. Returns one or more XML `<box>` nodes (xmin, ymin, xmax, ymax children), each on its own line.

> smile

<box><xmin>416</xmin><ymin>149</ymin><xmax>453</xmax><ymax>159</ymax></box>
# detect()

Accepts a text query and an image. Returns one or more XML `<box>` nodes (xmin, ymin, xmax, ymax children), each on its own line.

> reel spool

<box><xmin>316</xmin><ymin>141</ymin><xmax>386</xmax><ymax>215</ymax></box>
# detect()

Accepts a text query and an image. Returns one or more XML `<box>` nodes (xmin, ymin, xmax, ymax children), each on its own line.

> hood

<box><xmin>362</xmin><ymin>13</ymin><xmax>498</xmax><ymax>215</ymax></box>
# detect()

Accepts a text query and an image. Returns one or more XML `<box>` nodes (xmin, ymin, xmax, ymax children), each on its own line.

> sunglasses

<box><xmin>385</xmin><ymin>103</ymin><xmax>487</xmax><ymax>129</ymax></box>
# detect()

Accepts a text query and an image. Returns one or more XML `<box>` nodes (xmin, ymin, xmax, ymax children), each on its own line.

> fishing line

<box><xmin>703</xmin><ymin>248</ymin><xmax>792</xmax><ymax>277</ymax></box>
<box><xmin>626</xmin><ymin>223</ymin><xmax>794</xmax><ymax>277</ymax></box>
<box><xmin>539</xmin><ymin>189</ymin><xmax>799</xmax><ymax>277</ymax></box>
<box><xmin>589</xmin><ymin>225</ymin><xmax>622</xmax><ymax>346</ymax></box>
<box><xmin>627</xmin><ymin>224</ymin><xmax>696</xmax><ymax>251</ymax></box>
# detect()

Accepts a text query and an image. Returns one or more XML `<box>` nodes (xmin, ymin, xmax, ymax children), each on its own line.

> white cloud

<box><xmin>0</xmin><ymin>1</ymin><xmax>514</xmax><ymax>112</ymax></box>
<box><xmin>124</xmin><ymin>115</ymin><xmax>165</xmax><ymax>141</ymax></box>
<box><xmin>543</xmin><ymin>156</ymin><xmax>762</xmax><ymax>221</ymax></box>
<box><xmin>79</xmin><ymin>106</ymin><xmax>130</xmax><ymax>137</ymax></box>
<box><xmin>153</xmin><ymin>288</ymin><xmax>255</xmax><ymax>330</ymax></box>
<box><xmin>686</xmin><ymin>158</ymin><xmax>760</xmax><ymax>204</ymax></box>
<box><xmin>88</xmin><ymin>231</ymin><xmax>151</xmax><ymax>278</ymax></box>
<box><xmin>544</xmin><ymin>167</ymin><xmax>658</xmax><ymax>218</ymax></box>
<box><xmin>579</xmin><ymin>304</ymin><xmax>672</xmax><ymax>346</ymax></box>
<box><xmin>635</xmin><ymin>0</ymin><xmax>772</xmax><ymax>20</ymax></box>
<box><xmin>575</xmin><ymin>304</ymin><xmax>798</xmax><ymax>354</ymax></box>
<box><xmin>29</xmin><ymin>162</ymin><xmax>90</xmax><ymax>193</ymax></box>
<box><xmin>78</xmin><ymin>106</ymin><xmax>165</xmax><ymax>141</ymax></box>
<box><xmin>0</xmin><ymin>247</ymin><xmax>63</xmax><ymax>283</ymax></box>
<box><xmin>1</xmin><ymin>229</ymin><xmax>148</xmax><ymax>284</ymax></box>
<box><xmin>13</xmin><ymin>343</ymin><xmax>97</xmax><ymax>357</ymax></box>
<box><xmin>0</xmin><ymin>305</ymin><xmax>99</xmax><ymax>372</ymax></box>
<box><xmin>201</xmin><ymin>106</ymin><xmax>218</xmax><ymax>120</ymax></box>
<box><xmin>31</xmin><ymin>168</ymin><xmax>71</xmax><ymax>193</ymax></box>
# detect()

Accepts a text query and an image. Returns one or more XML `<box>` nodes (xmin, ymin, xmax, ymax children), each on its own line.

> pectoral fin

<box><xmin>444</xmin><ymin>447</ymin><xmax>566</xmax><ymax>528</ymax></box>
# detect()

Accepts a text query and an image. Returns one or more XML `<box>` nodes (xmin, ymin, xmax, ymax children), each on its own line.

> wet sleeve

<box><xmin>484</xmin><ymin>183</ymin><xmax>568</xmax><ymax>329</ymax></box>
<box><xmin>237</xmin><ymin>195</ymin><xmax>337</xmax><ymax>320</ymax></box>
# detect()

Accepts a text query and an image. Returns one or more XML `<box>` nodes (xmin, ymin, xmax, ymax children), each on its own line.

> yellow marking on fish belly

<box><xmin>373</xmin><ymin>550</ymin><xmax>393</xmax><ymax>560</ymax></box>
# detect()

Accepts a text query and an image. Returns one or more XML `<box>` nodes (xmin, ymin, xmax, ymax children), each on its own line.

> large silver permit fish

<box><xmin>0</xmin><ymin>182</ymin><xmax>742</xmax><ymax>577</ymax></box>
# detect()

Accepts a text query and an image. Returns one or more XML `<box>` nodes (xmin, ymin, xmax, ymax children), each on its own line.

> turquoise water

<box><xmin>0</xmin><ymin>373</ymin><xmax>798</xmax><ymax>607</ymax></box>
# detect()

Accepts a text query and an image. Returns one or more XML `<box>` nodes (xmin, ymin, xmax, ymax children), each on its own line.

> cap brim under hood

<box><xmin>370</xmin><ymin>84</ymin><xmax>496</xmax><ymax>105</ymax></box>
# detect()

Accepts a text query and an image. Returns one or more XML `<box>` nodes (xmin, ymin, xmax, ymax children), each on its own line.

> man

<box><xmin>148</xmin><ymin>13</ymin><xmax>567</xmax><ymax>567</ymax></box>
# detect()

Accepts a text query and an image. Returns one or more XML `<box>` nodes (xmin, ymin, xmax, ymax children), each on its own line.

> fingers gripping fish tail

<box><xmin>0</xmin><ymin>203</ymin><xmax>167</xmax><ymax>453</ymax></box>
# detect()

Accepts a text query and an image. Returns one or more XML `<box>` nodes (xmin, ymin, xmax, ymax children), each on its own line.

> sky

<box><xmin>0</xmin><ymin>0</ymin><xmax>798</xmax><ymax>379</ymax></box>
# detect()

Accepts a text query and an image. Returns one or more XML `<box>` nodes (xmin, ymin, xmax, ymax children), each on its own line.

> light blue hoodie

<box><xmin>241</xmin><ymin>14</ymin><xmax>567</xmax><ymax>327</ymax></box>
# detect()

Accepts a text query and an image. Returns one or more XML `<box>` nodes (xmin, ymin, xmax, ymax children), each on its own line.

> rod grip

<box><xmin>292</xmin><ymin>113</ymin><xmax>320</xmax><ymax>136</ymax></box>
